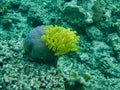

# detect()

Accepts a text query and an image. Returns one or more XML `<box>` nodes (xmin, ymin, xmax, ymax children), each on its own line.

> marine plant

<box><xmin>41</xmin><ymin>25</ymin><xmax>80</xmax><ymax>56</ymax></box>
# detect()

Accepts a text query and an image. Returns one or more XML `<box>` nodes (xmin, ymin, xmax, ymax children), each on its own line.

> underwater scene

<box><xmin>0</xmin><ymin>0</ymin><xmax>120</xmax><ymax>90</ymax></box>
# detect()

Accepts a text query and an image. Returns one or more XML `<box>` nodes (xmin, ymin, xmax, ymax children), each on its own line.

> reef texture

<box><xmin>0</xmin><ymin>0</ymin><xmax>120</xmax><ymax>90</ymax></box>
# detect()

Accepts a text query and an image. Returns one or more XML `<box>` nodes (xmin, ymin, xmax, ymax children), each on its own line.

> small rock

<box><xmin>85</xmin><ymin>26</ymin><xmax>104</xmax><ymax>40</ymax></box>
<box><xmin>0</xmin><ymin>59</ymin><xmax>3</xmax><ymax>67</ymax></box>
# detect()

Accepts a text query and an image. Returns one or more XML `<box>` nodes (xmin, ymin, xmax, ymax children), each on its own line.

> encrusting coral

<box><xmin>41</xmin><ymin>25</ymin><xmax>80</xmax><ymax>56</ymax></box>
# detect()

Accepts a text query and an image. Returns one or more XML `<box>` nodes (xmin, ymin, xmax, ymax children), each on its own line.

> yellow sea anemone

<box><xmin>41</xmin><ymin>25</ymin><xmax>80</xmax><ymax>56</ymax></box>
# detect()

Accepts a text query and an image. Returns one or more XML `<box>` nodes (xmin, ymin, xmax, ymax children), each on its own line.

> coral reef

<box><xmin>23</xmin><ymin>25</ymin><xmax>57</xmax><ymax>64</ymax></box>
<box><xmin>42</xmin><ymin>25</ymin><xmax>80</xmax><ymax>56</ymax></box>
<box><xmin>85</xmin><ymin>26</ymin><xmax>103</xmax><ymax>40</ymax></box>
<box><xmin>24</xmin><ymin>25</ymin><xmax>80</xmax><ymax>64</ymax></box>
<box><xmin>57</xmin><ymin>56</ymin><xmax>92</xmax><ymax>90</ymax></box>
<box><xmin>0</xmin><ymin>0</ymin><xmax>120</xmax><ymax>90</ymax></box>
